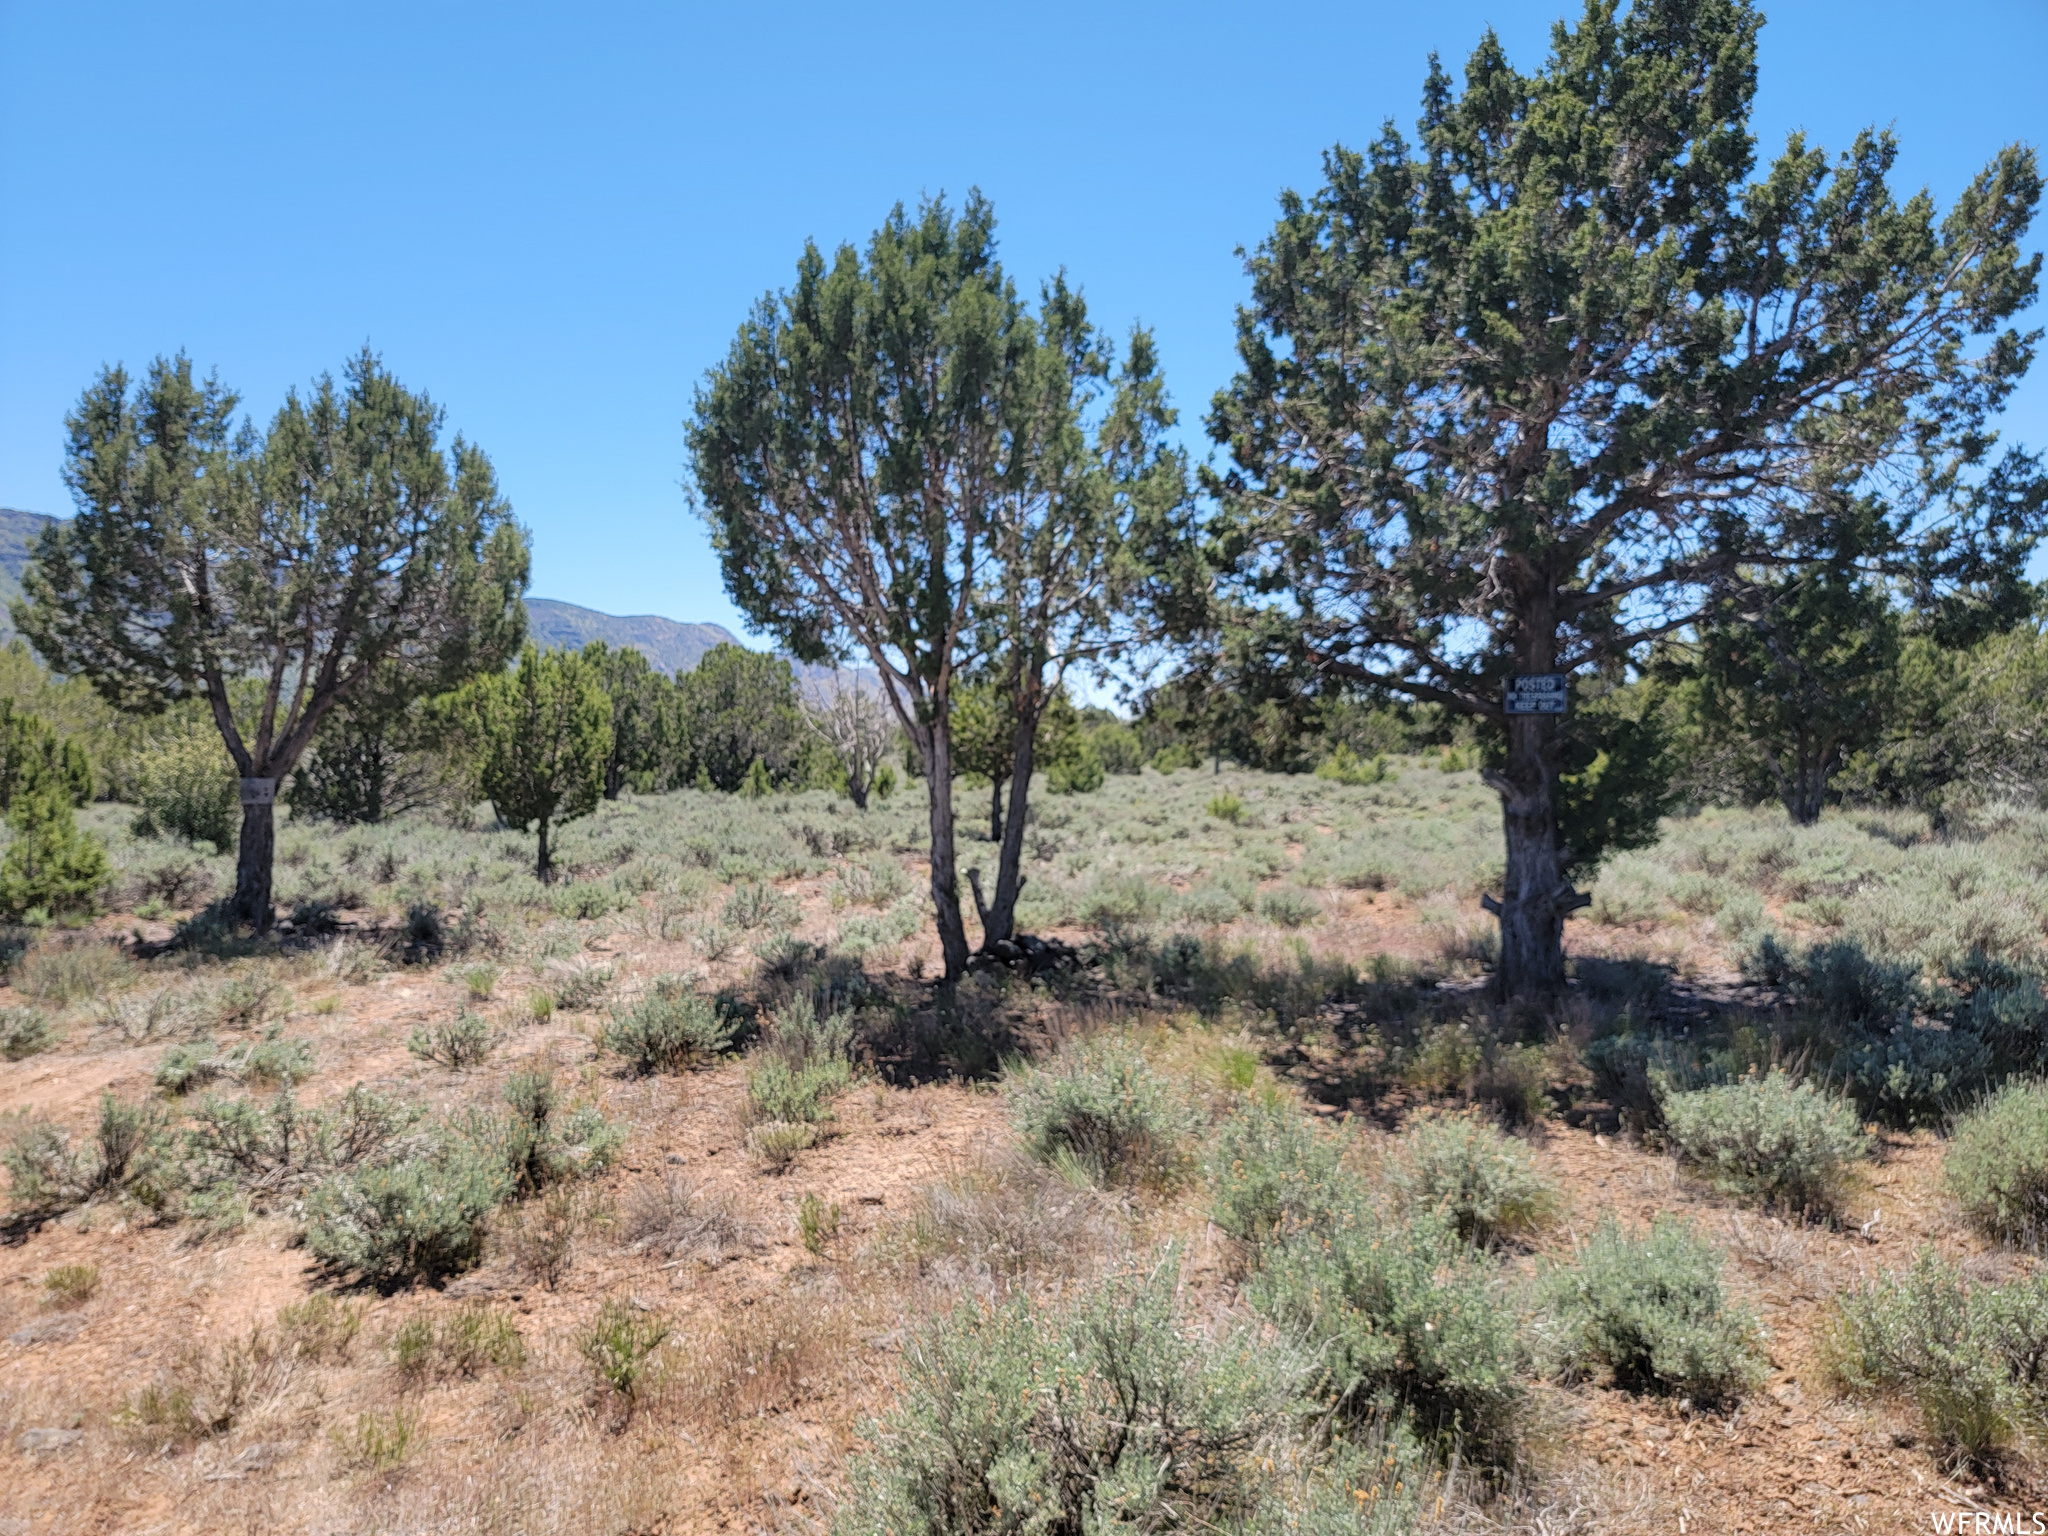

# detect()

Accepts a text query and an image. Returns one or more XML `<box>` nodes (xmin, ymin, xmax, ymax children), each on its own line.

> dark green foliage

<box><xmin>664</xmin><ymin>644</ymin><xmax>805</xmax><ymax>793</ymax></box>
<box><xmin>581</xmin><ymin>640</ymin><xmax>671</xmax><ymax>798</ymax></box>
<box><xmin>1829</xmin><ymin>1248</ymin><xmax>2048</xmax><ymax>1468</ymax></box>
<box><xmin>1205</xmin><ymin>0</ymin><xmax>2045</xmax><ymax>996</ymax></box>
<box><xmin>1660</xmin><ymin>1072</ymin><xmax>1867</xmax><ymax>1217</ymax></box>
<box><xmin>0</xmin><ymin>699</ymin><xmax>90</xmax><ymax>810</ymax></box>
<box><xmin>1945</xmin><ymin>1080</ymin><xmax>2048</xmax><ymax>1250</ymax></box>
<box><xmin>836</xmin><ymin>1261</ymin><xmax>1308</xmax><ymax>1535</ymax></box>
<box><xmin>1543</xmin><ymin>1217</ymin><xmax>1766</xmax><ymax>1407</ymax></box>
<box><xmin>1247</xmin><ymin>1201</ymin><xmax>1526</xmax><ymax>1464</ymax></box>
<box><xmin>22</xmin><ymin>349</ymin><xmax>530</xmax><ymax>927</ymax></box>
<box><xmin>0</xmin><ymin>782</ymin><xmax>110</xmax><ymax>920</ymax></box>
<box><xmin>603</xmin><ymin>979</ymin><xmax>735</xmax><ymax>1074</ymax></box>
<box><xmin>1389</xmin><ymin>1112</ymin><xmax>1560</xmax><ymax>1248</ymax></box>
<box><xmin>437</xmin><ymin>644</ymin><xmax>611</xmax><ymax>882</ymax></box>
<box><xmin>1005</xmin><ymin>1040</ymin><xmax>1197</xmax><ymax>1189</ymax></box>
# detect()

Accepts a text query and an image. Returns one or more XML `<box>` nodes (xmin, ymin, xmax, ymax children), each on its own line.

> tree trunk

<box><xmin>923</xmin><ymin>722</ymin><xmax>971</xmax><ymax>980</ymax></box>
<box><xmin>232</xmin><ymin>797</ymin><xmax>277</xmax><ymax>931</ymax></box>
<box><xmin>983</xmin><ymin>719</ymin><xmax>1040</xmax><ymax>947</ymax></box>
<box><xmin>989</xmin><ymin>778</ymin><xmax>1005</xmax><ymax>844</ymax></box>
<box><xmin>1481</xmin><ymin>713</ymin><xmax>1587</xmax><ymax>1002</ymax></box>
<box><xmin>536</xmin><ymin>818</ymin><xmax>552</xmax><ymax>883</ymax></box>
<box><xmin>846</xmin><ymin>771</ymin><xmax>869</xmax><ymax>811</ymax></box>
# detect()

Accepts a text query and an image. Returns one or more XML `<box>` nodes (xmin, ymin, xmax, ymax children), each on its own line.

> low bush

<box><xmin>408</xmin><ymin>1011</ymin><xmax>493</xmax><ymax>1070</ymax></box>
<box><xmin>1247</xmin><ymin>1201</ymin><xmax>1526</xmax><ymax>1464</ymax></box>
<box><xmin>1389</xmin><ymin>1111</ymin><xmax>1559</xmax><ymax>1248</ymax></box>
<box><xmin>724</xmin><ymin>879</ymin><xmax>798</xmax><ymax>931</ymax></box>
<box><xmin>1205</xmin><ymin>791</ymin><xmax>1246</xmax><ymax>824</ymax></box>
<box><xmin>1660</xmin><ymin>1072</ymin><xmax>1867</xmax><ymax>1218</ymax></box>
<box><xmin>745</xmin><ymin>1056</ymin><xmax>851</xmax><ymax>1124</ymax></box>
<box><xmin>120</xmin><ymin>1329</ymin><xmax>285</xmax><ymax>1446</ymax></box>
<box><xmin>392</xmin><ymin>1301</ymin><xmax>526</xmax><ymax>1379</ymax></box>
<box><xmin>275</xmin><ymin>1295</ymin><xmax>363</xmax><ymax>1362</ymax></box>
<box><xmin>496</xmin><ymin>1067</ymin><xmax>625</xmax><ymax>1196</ymax></box>
<box><xmin>1203</xmin><ymin>1096</ymin><xmax>1346</xmax><ymax>1244</ymax></box>
<box><xmin>0</xmin><ymin>1006</ymin><xmax>57</xmax><ymax>1060</ymax></box>
<box><xmin>1005</xmin><ymin>1040</ymin><xmax>1197</xmax><ymax>1190</ymax></box>
<box><xmin>454</xmin><ymin>963</ymin><xmax>499</xmax><ymax>1000</ymax></box>
<box><xmin>879</xmin><ymin>1151</ymin><xmax>1110</xmax><ymax>1288</ymax></box>
<box><xmin>744</xmin><ymin>1119</ymin><xmax>817</xmax><ymax>1171</ymax></box>
<box><xmin>336</xmin><ymin>1407</ymin><xmax>423</xmax><ymax>1472</ymax></box>
<box><xmin>156</xmin><ymin>1031</ymin><xmax>316</xmax><ymax>1095</ymax></box>
<box><xmin>1470</xmin><ymin>1041</ymin><xmax>1552</xmax><ymax>1128</ymax></box>
<box><xmin>1827</xmin><ymin>1248</ymin><xmax>2048</xmax><ymax>1469</ymax></box>
<box><xmin>303</xmin><ymin>1131</ymin><xmax>513</xmax><ymax>1289</ymax></box>
<box><xmin>183</xmin><ymin>1083</ymin><xmax>421</xmax><ymax>1211</ymax></box>
<box><xmin>15</xmin><ymin>941</ymin><xmax>132</xmax><ymax>1004</ymax></box>
<box><xmin>581</xmin><ymin>1296</ymin><xmax>670</xmax><ymax>1420</ymax></box>
<box><xmin>1946</xmin><ymin>1080</ymin><xmax>2048</xmax><ymax>1250</ymax></box>
<box><xmin>42</xmin><ymin>1262</ymin><xmax>98</xmax><ymax>1307</ymax></box>
<box><xmin>1542</xmin><ymin>1216</ymin><xmax>1766</xmax><ymax>1407</ymax></box>
<box><xmin>3</xmin><ymin>1092</ymin><xmax>177</xmax><ymax>1213</ymax></box>
<box><xmin>837</xmin><ymin>1260</ymin><xmax>1309</xmax><ymax>1534</ymax></box>
<box><xmin>541</xmin><ymin>959</ymin><xmax>614</xmax><ymax>1013</ymax></box>
<box><xmin>602</xmin><ymin>979</ymin><xmax>735</xmax><ymax>1074</ymax></box>
<box><xmin>504</xmin><ymin>1185</ymin><xmax>581</xmax><ymax>1288</ymax></box>
<box><xmin>1258</xmin><ymin>888</ymin><xmax>1322</xmax><ymax>928</ymax></box>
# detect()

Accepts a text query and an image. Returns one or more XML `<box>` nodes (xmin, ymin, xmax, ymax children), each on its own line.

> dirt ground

<box><xmin>1</xmin><ymin>871</ymin><xmax>2038</xmax><ymax>1536</ymax></box>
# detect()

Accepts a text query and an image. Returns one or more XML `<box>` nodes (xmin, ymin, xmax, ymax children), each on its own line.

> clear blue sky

<box><xmin>3</xmin><ymin>1</ymin><xmax>2044</xmax><ymax>638</ymax></box>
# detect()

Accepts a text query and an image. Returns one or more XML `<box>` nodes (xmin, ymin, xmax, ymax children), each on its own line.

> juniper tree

<box><xmin>1208</xmin><ymin>0</ymin><xmax>2044</xmax><ymax>997</ymax></box>
<box><xmin>580</xmin><ymin>641</ymin><xmax>670</xmax><ymax>799</ymax></box>
<box><xmin>18</xmin><ymin>351</ymin><xmax>529</xmax><ymax>927</ymax></box>
<box><xmin>689</xmin><ymin>195</ymin><xmax>1191</xmax><ymax>974</ymax></box>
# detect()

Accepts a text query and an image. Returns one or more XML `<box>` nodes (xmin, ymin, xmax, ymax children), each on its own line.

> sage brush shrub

<box><xmin>0</xmin><ymin>1006</ymin><xmax>56</xmax><ymax>1060</ymax></box>
<box><xmin>407</xmin><ymin>1011</ymin><xmax>493</xmax><ymax>1069</ymax></box>
<box><xmin>1006</xmin><ymin>1040</ymin><xmax>1198</xmax><ymax>1190</ymax></box>
<box><xmin>303</xmin><ymin>1132</ymin><xmax>513</xmax><ymax>1289</ymax></box>
<box><xmin>745</xmin><ymin>1056</ymin><xmax>851</xmax><ymax>1124</ymax></box>
<box><xmin>836</xmin><ymin>1261</ymin><xmax>1307</xmax><ymax>1536</ymax></box>
<box><xmin>1247</xmin><ymin>1202</ymin><xmax>1526</xmax><ymax>1465</ymax></box>
<box><xmin>4</xmin><ymin>1093</ymin><xmax>177</xmax><ymax>1212</ymax></box>
<box><xmin>1389</xmin><ymin>1112</ymin><xmax>1559</xmax><ymax>1248</ymax></box>
<box><xmin>602</xmin><ymin>980</ymin><xmax>734</xmax><ymax>1073</ymax></box>
<box><xmin>1946</xmin><ymin>1080</ymin><xmax>2048</xmax><ymax>1249</ymax></box>
<box><xmin>496</xmin><ymin>1068</ymin><xmax>624</xmax><ymax>1195</ymax></box>
<box><xmin>1204</xmin><ymin>1097</ymin><xmax>1346</xmax><ymax>1243</ymax></box>
<box><xmin>1543</xmin><ymin>1217</ymin><xmax>1765</xmax><ymax>1407</ymax></box>
<box><xmin>1828</xmin><ymin>1248</ymin><xmax>2048</xmax><ymax>1468</ymax></box>
<box><xmin>1660</xmin><ymin>1072</ymin><xmax>1867</xmax><ymax>1218</ymax></box>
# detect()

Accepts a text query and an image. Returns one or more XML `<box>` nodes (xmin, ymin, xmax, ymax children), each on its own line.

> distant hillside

<box><xmin>525</xmin><ymin>598</ymin><xmax>741</xmax><ymax>676</ymax></box>
<box><xmin>0</xmin><ymin>509</ymin><xmax>57</xmax><ymax>645</ymax></box>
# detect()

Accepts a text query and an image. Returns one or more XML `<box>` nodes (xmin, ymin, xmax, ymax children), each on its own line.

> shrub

<box><xmin>1390</xmin><ymin>1112</ymin><xmax>1559</xmax><ymax>1248</ymax></box>
<box><xmin>156</xmin><ymin>1039</ymin><xmax>235</xmax><ymax>1095</ymax></box>
<box><xmin>745</xmin><ymin>1056</ymin><xmax>852</xmax><ymax>1124</ymax></box>
<box><xmin>183</xmin><ymin>1083</ymin><xmax>420</xmax><ymax>1211</ymax></box>
<box><xmin>581</xmin><ymin>1297</ymin><xmax>670</xmax><ymax>1418</ymax></box>
<box><xmin>550</xmin><ymin>880</ymin><xmax>620</xmax><ymax>920</ymax></box>
<box><xmin>744</xmin><ymin>1120</ymin><xmax>817</xmax><ymax>1171</ymax></box>
<box><xmin>542</xmin><ymin>959</ymin><xmax>614</xmax><ymax>1013</ymax></box>
<box><xmin>275</xmin><ymin>1295</ymin><xmax>363</xmax><ymax>1362</ymax></box>
<box><xmin>157</xmin><ymin>1031</ymin><xmax>314</xmax><ymax>1094</ymax></box>
<box><xmin>1542</xmin><ymin>1216</ymin><xmax>1766</xmax><ymax>1407</ymax></box>
<box><xmin>837</xmin><ymin>1261</ymin><xmax>1307</xmax><ymax>1535</ymax></box>
<box><xmin>1660</xmin><ymin>1072</ymin><xmax>1867</xmax><ymax>1217</ymax></box>
<box><xmin>1203</xmin><ymin>1097</ymin><xmax>1346</xmax><ymax>1244</ymax></box>
<box><xmin>16</xmin><ymin>941</ymin><xmax>132</xmax><ymax>1004</ymax></box>
<box><xmin>505</xmin><ymin>1185</ymin><xmax>580</xmax><ymax>1288</ymax></box>
<box><xmin>1315</xmin><ymin>743</ymin><xmax>1388</xmax><ymax>786</ymax></box>
<box><xmin>1005</xmin><ymin>1040</ymin><xmax>1197</xmax><ymax>1190</ymax></box>
<box><xmin>1842</xmin><ymin>1025</ymin><xmax>1991</xmax><ymax>1129</ymax></box>
<box><xmin>130</xmin><ymin>722</ymin><xmax>238</xmax><ymax>848</ymax></box>
<box><xmin>795</xmin><ymin>1192</ymin><xmax>840</xmax><ymax>1255</ymax></box>
<box><xmin>603</xmin><ymin>981</ymin><xmax>735</xmax><ymax>1073</ymax></box>
<box><xmin>337</xmin><ymin>1407</ymin><xmax>422</xmax><ymax>1472</ymax></box>
<box><xmin>1046</xmin><ymin>743</ymin><xmax>1105</xmax><ymax>795</ymax></box>
<box><xmin>724</xmin><ymin>879</ymin><xmax>797</xmax><ymax>931</ymax></box>
<box><xmin>3</xmin><ymin>1092</ymin><xmax>177</xmax><ymax>1212</ymax></box>
<box><xmin>497</xmin><ymin>1067</ymin><xmax>625</xmax><ymax>1195</ymax></box>
<box><xmin>0</xmin><ymin>784</ymin><xmax>111</xmax><ymax>920</ymax></box>
<box><xmin>454</xmin><ymin>962</ymin><xmax>499</xmax><ymax>1000</ymax></box>
<box><xmin>1945</xmin><ymin>1079</ymin><xmax>2048</xmax><ymax>1251</ymax></box>
<box><xmin>1827</xmin><ymin>1248</ymin><xmax>2048</xmax><ymax>1469</ymax></box>
<box><xmin>1470</xmin><ymin>1041</ymin><xmax>1551</xmax><ymax>1128</ymax></box>
<box><xmin>1205</xmin><ymin>792</ymin><xmax>1246</xmax><ymax>824</ymax></box>
<box><xmin>1247</xmin><ymin>1202</ymin><xmax>1526</xmax><ymax>1463</ymax></box>
<box><xmin>1</xmin><ymin>1006</ymin><xmax>59</xmax><ymax>1060</ymax></box>
<box><xmin>303</xmin><ymin>1132</ymin><xmax>513</xmax><ymax>1289</ymax></box>
<box><xmin>393</xmin><ymin>1302</ymin><xmax>526</xmax><ymax>1378</ymax></box>
<box><xmin>42</xmin><ymin>1263</ymin><xmax>98</xmax><ymax>1307</ymax></box>
<box><xmin>407</xmin><ymin>1011</ymin><xmax>494</xmax><ymax>1069</ymax></box>
<box><xmin>1258</xmin><ymin>888</ymin><xmax>1322</xmax><ymax>928</ymax></box>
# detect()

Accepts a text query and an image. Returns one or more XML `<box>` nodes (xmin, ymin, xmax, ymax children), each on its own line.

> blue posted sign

<box><xmin>1504</xmin><ymin>674</ymin><xmax>1568</xmax><ymax>714</ymax></box>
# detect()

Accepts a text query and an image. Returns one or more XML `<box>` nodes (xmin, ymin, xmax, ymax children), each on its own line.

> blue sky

<box><xmin>3</xmin><ymin>1</ymin><xmax>2044</xmax><ymax>638</ymax></box>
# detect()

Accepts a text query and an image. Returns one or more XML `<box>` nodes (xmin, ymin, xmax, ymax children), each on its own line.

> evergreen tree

<box><xmin>580</xmin><ymin>641</ymin><xmax>671</xmax><ymax>799</ymax></box>
<box><xmin>440</xmin><ymin>646</ymin><xmax>610</xmax><ymax>881</ymax></box>
<box><xmin>0</xmin><ymin>782</ymin><xmax>110</xmax><ymax>921</ymax></box>
<box><xmin>19</xmin><ymin>350</ymin><xmax>529</xmax><ymax>928</ymax></box>
<box><xmin>1207</xmin><ymin>1</ymin><xmax>2044</xmax><ymax>996</ymax></box>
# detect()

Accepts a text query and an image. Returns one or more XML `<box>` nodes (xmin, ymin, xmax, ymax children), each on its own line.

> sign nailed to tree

<box><xmin>239</xmin><ymin>778</ymin><xmax>277</xmax><ymax>807</ymax></box>
<box><xmin>1503</xmin><ymin>674</ymin><xmax>1568</xmax><ymax>715</ymax></box>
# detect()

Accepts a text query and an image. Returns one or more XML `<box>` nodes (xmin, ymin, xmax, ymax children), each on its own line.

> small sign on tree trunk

<box><xmin>239</xmin><ymin>778</ymin><xmax>277</xmax><ymax>806</ymax></box>
<box><xmin>1504</xmin><ymin>674</ymin><xmax>1568</xmax><ymax>715</ymax></box>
